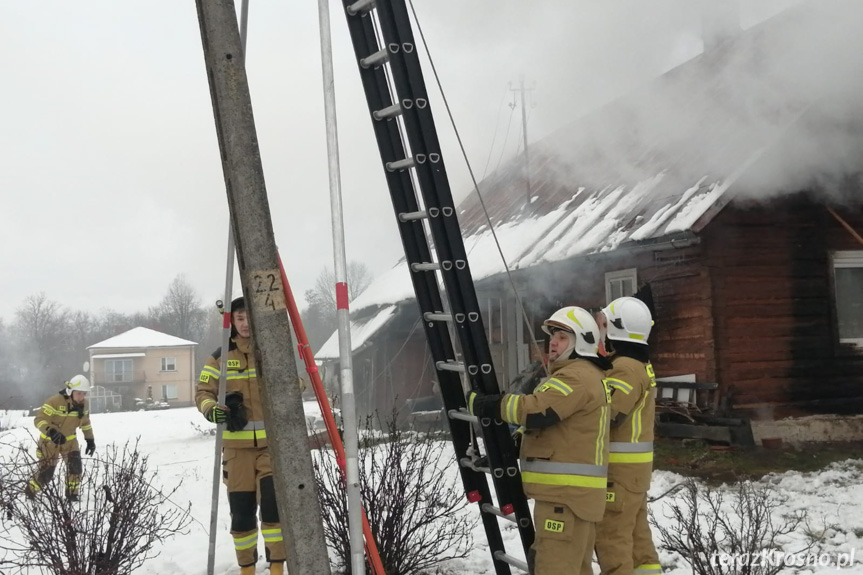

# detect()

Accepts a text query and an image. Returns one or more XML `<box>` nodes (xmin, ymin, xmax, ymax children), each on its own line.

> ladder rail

<box><xmin>373</xmin><ymin>0</ymin><xmax>534</xmax><ymax>547</ymax></box>
<box><xmin>341</xmin><ymin>1</ymin><xmax>536</xmax><ymax>570</ymax></box>
<box><xmin>349</xmin><ymin>11</ymin><xmax>511</xmax><ymax>575</ymax></box>
<box><xmin>344</xmin><ymin>0</ymin><xmax>493</xmax><ymax>509</ymax></box>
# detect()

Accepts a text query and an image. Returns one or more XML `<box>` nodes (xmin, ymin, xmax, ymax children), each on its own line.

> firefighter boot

<box><xmin>239</xmin><ymin>566</ymin><xmax>256</xmax><ymax>575</ymax></box>
<box><xmin>269</xmin><ymin>562</ymin><xmax>284</xmax><ymax>575</ymax></box>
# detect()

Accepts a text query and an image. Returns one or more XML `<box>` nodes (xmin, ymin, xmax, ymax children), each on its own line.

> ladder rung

<box><xmin>460</xmin><ymin>457</ymin><xmax>490</xmax><ymax>475</ymax></box>
<box><xmin>436</xmin><ymin>360</ymin><xmax>465</xmax><ymax>373</ymax></box>
<box><xmin>398</xmin><ymin>210</ymin><xmax>427</xmax><ymax>222</ymax></box>
<box><xmin>493</xmin><ymin>551</ymin><xmax>528</xmax><ymax>572</ymax></box>
<box><xmin>411</xmin><ymin>262</ymin><xmax>440</xmax><ymax>272</ymax></box>
<box><xmin>346</xmin><ymin>0</ymin><xmax>375</xmax><ymax>16</ymax></box>
<box><xmin>423</xmin><ymin>312</ymin><xmax>452</xmax><ymax>322</ymax></box>
<box><xmin>448</xmin><ymin>408</ymin><xmax>477</xmax><ymax>423</ymax></box>
<box><xmin>373</xmin><ymin>103</ymin><xmax>402</xmax><ymax>120</ymax></box>
<box><xmin>360</xmin><ymin>48</ymin><xmax>389</xmax><ymax>69</ymax></box>
<box><xmin>385</xmin><ymin>157</ymin><xmax>416</xmax><ymax>172</ymax></box>
<box><xmin>481</xmin><ymin>503</ymin><xmax>517</xmax><ymax>523</ymax></box>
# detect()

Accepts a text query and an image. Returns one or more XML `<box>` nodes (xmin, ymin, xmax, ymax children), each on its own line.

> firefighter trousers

<box><xmin>595</xmin><ymin>483</ymin><xmax>662</xmax><ymax>575</ymax></box>
<box><xmin>223</xmin><ymin>446</ymin><xmax>286</xmax><ymax>567</ymax></box>
<box><xmin>528</xmin><ymin>500</ymin><xmax>595</xmax><ymax>575</ymax></box>
<box><xmin>28</xmin><ymin>439</ymin><xmax>82</xmax><ymax>498</ymax></box>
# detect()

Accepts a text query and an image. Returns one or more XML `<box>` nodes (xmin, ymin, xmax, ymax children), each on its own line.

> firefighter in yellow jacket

<box><xmin>196</xmin><ymin>297</ymin><xmax>285</xmax><ymax>575</ymax></box>
<box><xmin>26</xmin><ymin>375</ymin><xmax>96</xmax><ymax>501</ymax></box>
<box><xmin>595</xmin><ymin>296</ymin><xmax>662</xmax><ymax>575</ymax></box>
<box><xmin>468</xmin><ymin>306</ymin><xmax>611</xmax><ymax>575</ymax></box>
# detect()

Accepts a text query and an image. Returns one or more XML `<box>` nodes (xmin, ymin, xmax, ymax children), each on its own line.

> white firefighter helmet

<box><xmin>66</xmin><ymin>374</ymin><xmax>91</xmax><ymax>393</ymax></box>
<box><xmin>602</xmin><ymin>296</ymin><xmax>653</xmax><ymax>345</ymax></box>
<box><xmin>541</xmin><ymin>306</ymin><xmax>600</xmax><ymax>358</ymax></box>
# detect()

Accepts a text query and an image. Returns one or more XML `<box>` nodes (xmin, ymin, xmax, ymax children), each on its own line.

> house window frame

<box><xmin>605</xmin><ymin>268</ymin><xmax>638</xmax><ymax>304</ymax></box>
<box><xmin>160</xmin><ymin>357</ymin><xmax>177</xmax><ymax>372</ymax></box>
<box><xmin>161</xmin><ymin>384</ymin><xmax>179</xmax><ymax>401</ymax></box>
<box><xmin>105</xmin><ymin>359</ymin><xmax>133</xmax><ymax>383</ymax></box>
<box><xmin>832</xmin><ymin>250</ymin><xmax>863</xmax><ymax>346</ymax></box>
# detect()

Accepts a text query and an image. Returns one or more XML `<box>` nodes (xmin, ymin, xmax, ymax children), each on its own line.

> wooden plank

<box><xmin>728</xmin><ymin>374</ymin><xmax>863</xmax><ymax>406</ymax></box>
<box><xmin>716</xmin><ymin>262</ymin><xmax>826</xmax><ymax>278</ymax></box>
<box><xmin>716</xmin><ymin>300</ymin><xmax>828</xmax><ymax>317</ymax></box>
<box><xmin>717</xmin><ymin>325</ymin><xmax>831</xmax><ymax>342</ymax></box>
<box><xmin>720</xmin><ymin>346</ymin><xmax>822</xmax><ymax>363</ymax></box>
<box><xmin>716</xmin><ymin>277</ymin><xmax>829</xmax><ymax>298</ymax></box>
<box><xmin>653</xmin><ymin>309</ymin><xmax>714</xmax><ymax>327</ymax></box>
<box><xmin>657</xmin><ymin>422</ymin><xmax>732</xmax><ymax>443</ymax></box>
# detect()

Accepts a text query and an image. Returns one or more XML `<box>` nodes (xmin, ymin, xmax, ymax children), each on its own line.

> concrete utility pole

<box><xmin>511</xmin><ymin>76</ymin><xmax>534</xmax><ymax>203</ymax></box>
<box><xmin>194</xmin><ymin>2</ymin><xmax>331</xmax><ymax>573</ymax></box>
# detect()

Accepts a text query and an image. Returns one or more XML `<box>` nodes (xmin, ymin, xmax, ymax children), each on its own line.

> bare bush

<box><xmin>0</xmin><ymin>440</ymin><xmax>191</xmax><ymax>575</ymax></box>
<box><xmin>650</xmin><ymin>479</ymin><xmax>827</xmax><ymax>575</ymax></box>
<box><xmin>189</xmin><ymin>420</ymin><xmax>216</xmax><ymax>437</ymax></box>
<box><xmin>312</xmin><ymin>410</ymin><xmax>475</xmax><ymax>575</ymax></box>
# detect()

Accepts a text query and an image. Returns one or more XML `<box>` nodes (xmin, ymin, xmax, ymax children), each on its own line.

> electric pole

<box><xmin>194</xmin><ymin>1</ymin><xmax>331</xmax><ymax>573</ymax></box>
<box><xmin>511</xmin><ymin>76</ymin><xmax>535</xmax><ymax>203</ymax></box>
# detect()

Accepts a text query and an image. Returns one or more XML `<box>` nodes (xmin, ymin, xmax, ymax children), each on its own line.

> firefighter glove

<box><xmin>512</xmin><ymin>426</ymin><xmax>525</xmax><ymax>451</ymax></box>
<box><xmin>225</xmin><ymin>392</ymin><xmax>248</xmax><ymax>433</ymax></box>
<box><xmin>46</xmin><ymin>428</ymin><xmax>67</xmax><ymax>446</ymax></box>
<box><xmin>85</xmin><ymin>438</ymin><xmax>96</xmax><ymax>456</ymax></box>
<box><xmin>466</xmin><ymin>391</ymin><xmax>503</xmax><ymax>420</ymax></box>
<box><xmin>206</xmin><ymin>405</ymin><xmax>229</xmax><ymax>424</ymax></box>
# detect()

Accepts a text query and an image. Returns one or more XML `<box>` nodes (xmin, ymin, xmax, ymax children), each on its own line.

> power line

<box><xmin>406</xmin><ymin>0</ymin><xmax>548</xmax><ymax>378</ymax></box>
<box><xmin>480</xmin><ymin>87</ymin><xmax>513</xmax><ymax>182</ymax></box>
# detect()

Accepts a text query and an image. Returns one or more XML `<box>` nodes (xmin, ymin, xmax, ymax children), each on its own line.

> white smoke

<box><xmin>528</xmin><ymin>0</ymin><xmax>863</xmax><ymax>205</ymax></box>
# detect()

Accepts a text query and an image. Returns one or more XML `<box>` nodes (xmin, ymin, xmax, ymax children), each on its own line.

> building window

<box><xmin>833</xmin><ymin>251</ymin><xmax>863</xmax><ymax>344</ymax></box>
<box><xmin>105</xmin><ymin>359</ymin><xmax>133</xmax><ymax>383</ymax></box>
<box><xmin>162</xmin><ymin>384</ymin><xmax>179</xmax><ymax>401</ymax></box>
<box><xmin>161</xmin><ymin>357</ymin><xmax>177</xmax><ymax>372</ymax></box>
<box><xmin>605</xmin><ymin>268</ymin><xmax>637</xmax><ymax>304</ymax></box>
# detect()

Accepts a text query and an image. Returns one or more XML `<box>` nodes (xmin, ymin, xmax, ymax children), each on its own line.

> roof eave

<box><xmin>613</xmin><ymin>230</ymin><xmax>701</xmax><ymax>254</ymax></box>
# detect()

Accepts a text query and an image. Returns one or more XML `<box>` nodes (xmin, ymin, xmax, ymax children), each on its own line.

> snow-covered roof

<box><xmin>88</xmin><ymin>327</ymin><xmax>198</xmax><ymax>350</ymax></box>
<box><xmin>347</xmin><ymin>1</ymin><xmax>862</xmax><ymax>318</ymax></box>
<box><xmin>90</xmin><ymin>352</ymin><xmax>146</xmax><ymax>359</ymax></box>
<box><xmin>318</xmin><ymin>3</ymin><xmax>863</xmax><ymax>363</ymax></box>
<box><xmin>316</xmin><ymin>305</ymin><xmax>398</xmax><ymax>360</ymax></box>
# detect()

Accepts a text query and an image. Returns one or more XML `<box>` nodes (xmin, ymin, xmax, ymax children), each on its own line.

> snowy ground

<box><xmin>1</xmin><ymin>407</ymin><xmax>861</xmax><ymax>574</ymax></box>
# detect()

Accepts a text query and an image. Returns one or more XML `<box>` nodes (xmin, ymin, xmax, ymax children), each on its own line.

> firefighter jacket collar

<box><xmin>233</xmin><ymin>336</ymin><xmax>252</xmax><ymax>355</ymax></box>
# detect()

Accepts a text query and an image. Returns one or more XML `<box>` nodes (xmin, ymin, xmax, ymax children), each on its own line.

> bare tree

<box><xmin>89</xmin><ymin>309</ymin><xmax>148</xmax><ymax>345</ymax></box>
<box><xmin>195</xmin><ymin>297</ymin><xmax>227</xmax><ymax>368</ymax></box>
<box><xmin>0</xmin><ymin>440</ymin><xmax>191</xmax><ymax>575</ymax></box>
<box><xmin>302</xmin><ymin>262</ymin><xmax>373</xmax><ymax>350</ymax></box>
<box><xmin>13</xmin><ymin>293</ymin><xmax>72</xmax><ymax>402</ymax></box>
<box><xmin>308</xmin><ymin>262</ymin><xmax>373</xmax><ymax>317</ymax></box>
<box><xmin>0</xmin><ymin>319</ymin><xmax>18</xmax><ymax>406</ymax></box>
<box><xmin>15</xmin><ymin>293</ymin><xmax>70</xmax><ymax>367</ymax></box>
<box><xmin>650</xmin><ymin>479</ymin><xmax>829</xmax><ymax>575</ymax></box>
<box><xmin>148</xmin><ymin>275</ymin><xmax>206</xmax><ymax>343</ymax></box>
<box><xmin>311</xmin><ymin>410</ymin><xmax>474</xmax><ymax>575</ymax></box>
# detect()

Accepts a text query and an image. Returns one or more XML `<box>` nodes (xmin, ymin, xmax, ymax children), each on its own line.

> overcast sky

<box><xmin>0</xmin><ymin>0</ymin><xmax>799</xmax><ymax>324</ymax></box>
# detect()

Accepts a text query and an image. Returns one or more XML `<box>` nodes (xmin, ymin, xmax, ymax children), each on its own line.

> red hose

<box><xmin>277</xmin><ymin>255</ymin><xmax>386</xmax><ymax>575</ymax></box>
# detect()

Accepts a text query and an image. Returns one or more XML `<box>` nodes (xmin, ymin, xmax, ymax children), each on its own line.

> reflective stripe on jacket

<box><xmin>605</xmin><ymin>356</ymin><xmax>656</xmax><ymax>493</ymax></box>
<box><xmin>33</xmin><ymin>393</ymin><xmax>94</xmax><ymax>444</ymax></box>
<box><xmin>499</xmin><ymin>358</ymin><xmax>611</xmax><ymax>522</ymax></box>
<box><xmin>195</xmin><ymin>336</ymin><xmax>268</xmax><ymax>449</ymax></box>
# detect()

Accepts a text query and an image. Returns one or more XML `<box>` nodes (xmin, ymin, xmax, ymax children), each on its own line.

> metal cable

<box><xmin>406</xmin><ymin>0</ymin><xmax>548</xmax><ymax>378</ymax></box>
<box><xmin>480</xmin><ymin>87</ymin><xmax>513</xmax><ymax>181</ymax></box>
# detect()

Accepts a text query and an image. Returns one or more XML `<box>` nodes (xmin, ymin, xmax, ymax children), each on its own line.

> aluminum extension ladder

<box><xmin>340</xmin><ymin>0</ymin><xmax>535</xmax><ymax>572</ymax></box>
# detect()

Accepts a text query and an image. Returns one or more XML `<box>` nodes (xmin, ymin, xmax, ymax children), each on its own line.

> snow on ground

<box><xmin>1</xmin><ymin>407</ymin><xmax>861</xmax><ymax>574</ymax></box>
